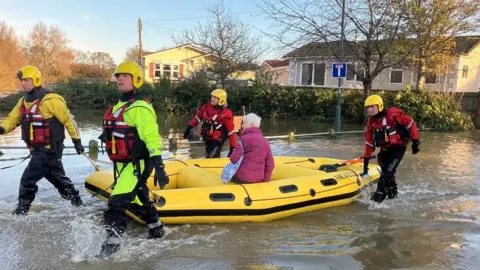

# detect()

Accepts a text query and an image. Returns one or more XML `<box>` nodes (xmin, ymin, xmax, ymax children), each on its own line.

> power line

<box><xmin>143</xmin><ymin>22</ymin><xmax>182</xmax><ymax>33</ymax></box>
<box><xmin>143</xmin><ymin>23</ymin><xmax>150</xmax><ymax>50</ymax></box>
<box><xmin>143</xmin><ymin>22</ymin><xmax>171</xmax><ymax>35</ymax></box>
<box><xmin>142</xmin><ymin>10</ymin><xmax>261</xmax><ymax>22</ymax></box>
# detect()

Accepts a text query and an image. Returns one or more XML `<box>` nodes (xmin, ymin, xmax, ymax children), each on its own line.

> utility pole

<box><xmin>138</xmin><ymin>17</ymin><xmax>143</xmax><ymax>67</ymax></box>
<box><xmin>335</xmin><ymin>0</ymin><xmax>346</xmax><ymax>133</ymax></box>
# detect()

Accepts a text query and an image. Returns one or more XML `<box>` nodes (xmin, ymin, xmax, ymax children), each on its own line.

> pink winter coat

<box><xmin>229</xmin><ymin>127</ymin><xmax>275</xmax><ymax>183</ymax></box>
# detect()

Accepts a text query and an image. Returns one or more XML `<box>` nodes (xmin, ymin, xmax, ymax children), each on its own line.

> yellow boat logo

<box><xmin>334</xmin><ymin>171</ymin><xmax>357</xmax><ymax>181</ymax></box>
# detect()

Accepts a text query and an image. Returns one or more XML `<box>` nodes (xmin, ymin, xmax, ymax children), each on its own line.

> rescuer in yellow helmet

<box><xmin>0</xmin><ymin>65</ymin><xmax>84</xmax><ymax>215</ymax></box>
<box><xmin>97</xmin><ymin>61</ymin><xmax>169</xmax><ymax>257</ymax></box>
<box><xmin>362</xmin><ymin>94</ymin><xmax>420</xmax><ymax>203</ymax></box>
<box><xmin>183</xmin><ymin>89</ymin><xmax>237</xmax><ymax>158</ymax></box>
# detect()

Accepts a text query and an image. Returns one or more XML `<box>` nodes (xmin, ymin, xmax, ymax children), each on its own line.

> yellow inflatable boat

<box><xmin>85</xmin><ymin>156</ymin><xmax>380</xmax><ymax>225</ymax></box>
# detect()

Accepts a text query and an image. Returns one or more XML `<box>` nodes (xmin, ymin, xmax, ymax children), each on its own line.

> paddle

<box><xmin>319</xmin><ymin>155</ymin><xmax>376</xmax><ymax>173</ymax></box>
<box><xmin>83</xmin><ymin>153</ymin><xmax>101</xmax><ymax>172</ymax></box>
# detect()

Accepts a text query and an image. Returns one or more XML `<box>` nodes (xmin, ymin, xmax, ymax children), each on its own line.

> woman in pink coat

<box><xmin>229</xmin><ymin>113</ymin><xmax>275</xmax><ymax>184</ymax></box>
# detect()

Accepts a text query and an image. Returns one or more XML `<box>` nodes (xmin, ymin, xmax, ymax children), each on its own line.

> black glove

<box><xmin>227</xmin><ymin>146</ymin><xmax>235</xmax><ymax>157</ymax></box>
<box><xmin>0</xmin><ymin>126</ymin><xmax>5</xmax><ymax>135</ymax></box>
<box><xmin>412</xmin><ymin>139</ymin><xmax>420</xmax><ymax>154</ymax></box>
<box><xmin>72</xmin><ymin>138</ymin><xmax>84</xmax><ymax>155</ymax></box>
<box><xmin>152</xmin><ymin>155</ymin><xmax>169</xmax><ymax>190</ymax></box>
<box><xmin>362</xmin><ymin>157</ymin><xmax>369</xmax><ymax>175</ymax></box>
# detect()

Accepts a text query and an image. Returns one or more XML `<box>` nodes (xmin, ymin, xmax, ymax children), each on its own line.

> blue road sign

<box><xmin>332</xmin><ymin>62</ymin><xmax>347</xmax><ymax>78</ymax></box>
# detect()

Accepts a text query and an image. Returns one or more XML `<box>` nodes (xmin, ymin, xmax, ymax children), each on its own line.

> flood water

<box><xmin>0</xmin><ymin>110</ymin><xmax>479</xmax><ymax>270</ymax></box>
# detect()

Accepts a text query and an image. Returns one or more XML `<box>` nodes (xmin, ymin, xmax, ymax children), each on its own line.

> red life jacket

<box><xmin>371</xmin><ymin>109</ymin><xmax>410</xmax><ymax>147</ymax></box>
<box><xmin>20</xmin><ymin>97</ymin><xmax>51</xmax><ymax>148</ymax></box>
<box><xmin>199</xmin><ymin>105</ymin><xmax>229</xmax><ymax>142</ymax></box>
<box><xmin>101</xmin><ymin>97</ymin><xmax>149</xmax><ymax>163</ymax></box>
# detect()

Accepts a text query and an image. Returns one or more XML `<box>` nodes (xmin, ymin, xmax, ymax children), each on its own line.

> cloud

<box><xmin>80</xmin><ymin>14</ymin><xmax>93</xmax><ymax>23</ymax></box>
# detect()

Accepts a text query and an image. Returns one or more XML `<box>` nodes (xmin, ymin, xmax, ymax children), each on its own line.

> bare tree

<box><xmin>89</xmin><ymin>52</ymin><xmax>116</xmax><ymax>77</ymax></box>
<box><xmin>124</xmin><ymin>45</ymin><xmax>150</xmax><ymax>64</ymax></box>
<box><xmin>23</xmin><ymin>21</ymin><xmax>75</xmax><ymax>84</ymax></box>
<box><xmin>256</xmin><ymin>0</ymin><xmax>413</xmax><ymax>97</ymax></box>
<box><xmin>0</xmin><ymin>21</ymin><xmax>27</xmax><ymax>91</ymax></box>
<box><xmin>403</xmin><ymin>0</ymin><xmax>480</xmax><ymax>89</ymax></box>
<box><xmin>71</xmin><ymin>50</ymin><xmax>116</xmax><ymax>79</ymax></box>
<box><xmin>175</xmin><ymin>1</ymin><xmax>264</xmax><ymax>88</ymax></box>
<box><xmin>73</xmin><ymin>49</ymin><xmax>90</xmax><ymax>64</ymax></box>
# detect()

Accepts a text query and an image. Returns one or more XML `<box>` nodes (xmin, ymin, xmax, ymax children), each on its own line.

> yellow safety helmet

<box><xmin>114</xmin><ymin>61</ymin><xmax>144</xmax><ymax>89</ymax></box>
<box><xmin>17</xmin><ymin>65</ymin><xmax>42</xmax><ymax>87</ymax></box>
<box><xmin>364</xmin><ymin>94</ymin><xmax>384</xmax><ymax>112</ymax></box>
<box><xmin>211</xmin><ymin>89</ymin><xmax>227</xmax><ymax>106</ymax></box>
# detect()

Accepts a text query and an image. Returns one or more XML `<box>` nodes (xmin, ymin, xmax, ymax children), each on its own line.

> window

<box><xmin>301</xmin><ymin>63</ymin><xmax>313</xmax><ymax>85</ymax></box>
<box><xmin>153</xmin><ymin>63</ymin><xmax>180</xmax><ymax>79</ymax></box>
<box><xmin>390</xmin><ymin>64</ymin><xmax>403</xmax><ymax>84</ymax></box>
<box><xmin>173</xmin><ymin>65</ymin><xmax>179</xmax><ymax>79</ymax></box>
<box><xmin>163</xmin><ymin>64</ymin><xmax>171</xmax><ymax>78</ymax></box>
<box><xmin>301</xmin><ymin>63</ymin><xmax>325</xmax><ymax>86</ymax></box>
<box><xmin>314</xmin><ymin>63</ymin><xmax>325</xmax><ymax>85</ymax></box>
<box><xmin>346</xmin><ymin>64</ymin><xmax>355</xmax><ymax>81</ymax></box>
<box><xmin>154</xmin><ymin>64</ymin><xmax>161</xmax><ymax>78</ymax></box>
<box><xmin>345</xmin><ymin>63</ymin><xmax>364</xmax><ymax>82</ymax></box>
<box><xmin>462</xmin><ymin>65</ymin><xmax>468</xmax><ymax>78</ymax></box>
<box><xmin>356</xmin><ymin>66</ymin><xmax>365</xmax><ymax>82</ymax></box>
<box><xmin>425</xmin><ymin>73</ymin><xmax>436</xmax><ymax>84</ymax></box>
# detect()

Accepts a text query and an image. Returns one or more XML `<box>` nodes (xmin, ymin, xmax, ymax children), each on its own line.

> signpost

<box><xmin>334</xmin><ymin>0</ymin><xmax>346</xmax><ymax>133</ymax></box>
<box><xmin>332</xmin><ymin>63</ymin><xmax>347</xmax><ymax>78</ymax></box>
<box><xmin>332</xmin><ymin>62</ymin><xmax>347</xmax><ymax>133</ymax></box>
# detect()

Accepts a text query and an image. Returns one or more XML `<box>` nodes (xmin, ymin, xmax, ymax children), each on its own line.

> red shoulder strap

<box><xmin>19</xmin><ymin>97</ymin><xmax>27</xmax><ymax>114</ymax></box>
<box><xmin>104</xmin><ymin>106</ymin><xmax>114</xmax><ymax>118</ymax></box>
<box><xmin>20</xmin><ymin>98</ymin><xmax>42</xmax><ymax>115</ymax></box>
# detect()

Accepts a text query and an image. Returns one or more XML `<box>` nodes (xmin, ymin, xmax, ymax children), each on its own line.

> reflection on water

<box><xmin>0</xmin><ymin>110</ymin><xmax>480</xmax><ymax>269</ymax></box>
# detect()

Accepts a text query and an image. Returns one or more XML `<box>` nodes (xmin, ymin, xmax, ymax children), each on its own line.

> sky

<box><xmin>0</xmin><ymin>0</ymin><xmax>284</xmax><ymax>65</ymax></box>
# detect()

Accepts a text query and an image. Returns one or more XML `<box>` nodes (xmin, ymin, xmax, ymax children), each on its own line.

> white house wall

<box><xmin>286</xmin><ymin>57</ymin><xmax>476</xmax><ymax>92</ymax></box>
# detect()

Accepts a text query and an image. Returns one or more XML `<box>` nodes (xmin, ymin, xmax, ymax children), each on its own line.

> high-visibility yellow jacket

<box><xmin>109</xmin><ymin>98</ymin><xmax>163</xmax><ymax>157</ymax></box>
<box><xmin>0</xmin><ymin>89</ymin><xmax>80</xmax><ymax>147</ymax></box>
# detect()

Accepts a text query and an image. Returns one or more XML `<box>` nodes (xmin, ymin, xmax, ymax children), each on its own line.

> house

<box><xmin>228</xmin><ymin>70</ymin><xmax>257</xmax><ymax>86</ymax></box>
<box><xmin>283</xmin><ymin>36</ymin><xmax>480</xmax><ymax>92</ymax></box>
<box><xmin>142</xmin><ymin>44</ymin><xmax>213</xmax><ymax>84</ymax></box>
<box><xmin>142</xmin><ymin>44</ymin><xmax>258</xmax><ymax>85</ymax></box>
<box><xmin>258</xmin><ymin>60</ymin><xmax>289</xmax><ymax>85</ymax></box>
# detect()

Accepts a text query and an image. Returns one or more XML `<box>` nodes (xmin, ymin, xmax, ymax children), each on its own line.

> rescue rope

<box><xmin>0</xmin><ymin>154</ymin><xmax>31</xmax><ymax>170</ymax></box>
<box><xmin>185</xmin><ymin>129</ymin><xmax>366</xmax><ymax>144</ymax></box>
<box><xmin>0</xmin><ymin>129</ymin><xmax>366</xmax><ymax>150</ymax></box>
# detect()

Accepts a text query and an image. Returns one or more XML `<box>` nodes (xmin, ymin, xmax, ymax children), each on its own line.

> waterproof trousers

<box><xmin>205</xmin><ymin>140</ymin><xmax>223</xmax><ymax>158</ymax></box>
<box><xmin>15</xmin><ymin>144</ymin><xmax>82</xmax><ymax>214</ymax></box>
<box><xmin>103</xmin><ymin>159</ymin><xmax>162</xmax><ymax>238</ymax></box>
<box><xmin>371</xmin><ymin>146</ymin><xmax>406</xmax><ymax>203</ymax></box>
